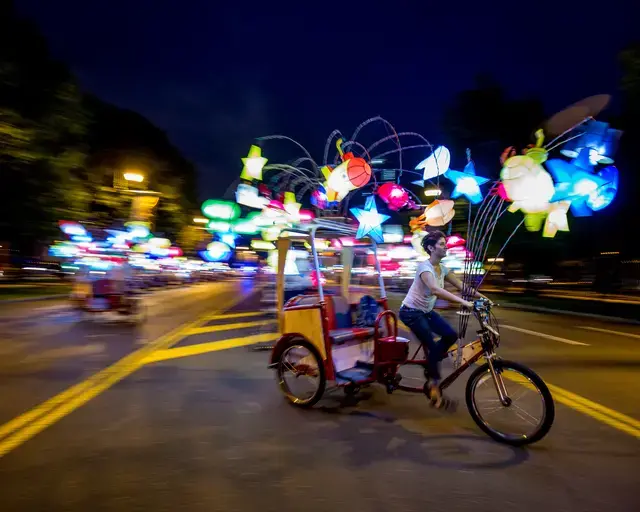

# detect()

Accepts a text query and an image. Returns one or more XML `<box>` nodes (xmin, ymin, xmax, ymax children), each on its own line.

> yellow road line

<box><xmin>185</xmin><ymin>319</ymin><xmax>274</xmax><ymax>336</ymax></box>
<box><xmin>400</xmin><ymin>322</ymin><xmax>638</xmax><ymax>438</ymax></box>
<box><xmin>0</xmin><ymin>285</ymin><xmax>263</xmax><ymax>458</ymax></box>
<box><xmin>142</xmin><ymin>333</ymin><xmax>277</xmax><ymax>364</ymax></box>
<box><xmin>503</xmin><ymin>373</ymin><xmax>640</xmax><ymax>440</ymax></box>
<box><xmin>206</xmin><ymin>311</ymin><xmax>267</xmax><ymax>321</ymax></box>
<box><xmin>546</xmin><ymin>382</ymin><xmax>640</xmax><ymax>431</ymax></box>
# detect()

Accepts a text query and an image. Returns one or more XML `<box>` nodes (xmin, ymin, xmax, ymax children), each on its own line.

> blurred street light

<box><xmin>424</xmin><ymin>188</ymin><xmax>442</xmax><ymax>197</ymax></box>
<box><xmin>124</xmin><ymin>172</ymin><xmax>145</xmax><ymax>183</ymax></box>
<box><xmin>193</xmin><ymin>217</ymin><xmax>208</xmax><ymax>224</ymax></box>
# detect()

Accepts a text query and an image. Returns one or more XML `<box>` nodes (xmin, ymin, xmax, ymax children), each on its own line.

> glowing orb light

<box><xmin>220</xmin><ymin>233</ymin><xmax>237</xmax><ymax>248</ymax></box>
<box><xmin>207</xmin><ymin>220</ymin><xmax>232</xmax><ymax>233</ymax></box>
<box><xmin>205</xmin><ymin>242</ymin><xmax>232</xmax><ymax>262</ymax></box>
<box><xmin>232</xmin><ymin>217</ymin><xmax>259</xmax><ymax>235</ymax></box>
<box><xmin>202</xmin><ymin>199</ymin><xmax>240</xmax><ymax>221</ymax></box>
<box><xmin>59</xmin><ymin>221</ymin><xmax>86</xmax><ymax>237</ymax></box>
<box><xmin>350</xmin><ymin>196</ymin><xmax>390</xmax><ymax>244</ymax></box>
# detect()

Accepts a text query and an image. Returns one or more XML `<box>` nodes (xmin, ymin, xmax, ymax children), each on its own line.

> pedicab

<box><xmin>267</xmin><ymin>218</ymin><xmax>555</xmax><ymax>446</ymax></box>
<box><xmin>71</xmin><ymin>262</ymin><xmax>145</xmax><ymax>324</ymax></box>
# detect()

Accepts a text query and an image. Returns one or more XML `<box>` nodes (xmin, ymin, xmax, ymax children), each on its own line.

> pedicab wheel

<box><xmin>276</xmin><ymin>340</ymin><xmax>325</xmax><ymax>408</ymax></box>
<box><xmin>466</xmin><ymin>359</ymin><xmax>555</xmax><ymax>446</ymax></box>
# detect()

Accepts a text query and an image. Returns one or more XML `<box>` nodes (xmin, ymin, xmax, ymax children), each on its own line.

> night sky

<box><xmin>17</xmin><ymin>1</ymin><xmax>636</xmax><ymax>201</ymax></box>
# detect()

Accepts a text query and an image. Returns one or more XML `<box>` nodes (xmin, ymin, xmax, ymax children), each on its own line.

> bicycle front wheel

<box><xmin>466</xmin><ymin>359</ymin><xmax>554</xmax><ymax>446</ymax></box>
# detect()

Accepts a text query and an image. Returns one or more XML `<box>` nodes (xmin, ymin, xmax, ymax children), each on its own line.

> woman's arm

<box><xmin>444</xmin><ymin>272</ymin><xmax>488</xmax><ymax>299</ymax></box>
<box><xmin>421</xmin><ymin>271</ymin><xmax>473</xmax><ymax>308</ymax></box>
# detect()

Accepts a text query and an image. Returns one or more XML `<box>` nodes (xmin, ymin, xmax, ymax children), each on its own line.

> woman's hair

<box><xmin>421</xmin><ymin>230</ymin><xmax>446</xmax><ymax>255</ymax></box>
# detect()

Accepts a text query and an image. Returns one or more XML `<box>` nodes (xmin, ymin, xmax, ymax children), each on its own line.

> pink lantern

<box><xmin>299</xmin><ymin>209</ymin><xmax>315</xmax><ymax>222</ymax></box>
<box><xmin>446</xmin><ymin>234</ymin><xmax>466</xmax><ymax>248</ymax></box>
<box><xmin>377</xmin><ymin>183</ymin><xmax>409</xmax><ymax>211</ymax></box>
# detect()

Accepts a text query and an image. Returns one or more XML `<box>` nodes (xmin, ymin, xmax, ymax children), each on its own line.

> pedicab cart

<box><xmin>71</xmin><ymin>262</ymin><xmax>145</xmax><ymax>324</ymax></box>
<box><xmin>268</xmin><ymin>218</ymin><xmax>410</xmax><ymax>398</ymax></box>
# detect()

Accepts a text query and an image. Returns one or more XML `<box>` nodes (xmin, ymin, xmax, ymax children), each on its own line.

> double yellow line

<box><xmin>546</xmin><ymin>382</ymin><xmax>640</xmax><ymax>440</ymax></box>
<box><xmin>0</xmin><ymin>285</ymin><xmax>263</xmax><ymax>458</ymax></box>
<box><xmin>504</xmin><ymin>373</ymin><xmax>640</xmax><ymax>440</ymax></box>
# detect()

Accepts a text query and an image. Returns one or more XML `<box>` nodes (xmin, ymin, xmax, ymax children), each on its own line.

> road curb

<box><xmin>498</xmin><ymin>302</ymin><xmax>640</xmax><ymax>325</ymax></box>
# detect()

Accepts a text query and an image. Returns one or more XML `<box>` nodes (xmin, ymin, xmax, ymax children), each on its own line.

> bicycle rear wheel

<box><xmin>466</xmin><ymin>359</ymin><xmax>554</xmax><ymax>446</ymax></box>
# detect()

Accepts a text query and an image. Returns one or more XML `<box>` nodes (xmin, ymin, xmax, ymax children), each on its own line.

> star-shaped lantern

<box><xmin>240</xmin><ymin>145</ymin><xmax>268</xmax><ymax>181</ymax></box>
<box><xmin>350</xmin><ymin>195</ymin><xmax>390</xmax><ymax>244</ymax></box>
<box><xmin>445</xmin><ymin>161</ymin><xmax>490</xmax><ymax>204</ymax></box>
<box><xmin>283</xmin><ymin>191</ymin><xmax>301</xmax><ymax>218</ymax></box>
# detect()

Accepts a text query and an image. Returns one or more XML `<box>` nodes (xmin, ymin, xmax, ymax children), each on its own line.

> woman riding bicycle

<box><xmin>399</xmin><ymin>230</ymin><xmax>487</xmax><ymax>407</ymax></box>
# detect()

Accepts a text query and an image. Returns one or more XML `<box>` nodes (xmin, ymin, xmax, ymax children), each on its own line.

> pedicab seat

<box><xmin>283</xmin><ymin>294</ymin><xmax>382</xmax><ymax>345</ymax></box>
<box><xmin>327</xmin><ymin>295</ymin><xmax>377</xmax><ymax>345</ymax></box>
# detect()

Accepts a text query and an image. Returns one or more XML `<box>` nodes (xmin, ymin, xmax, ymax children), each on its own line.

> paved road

<box><xmin>0</xmin><ymin>280</ymin><xmax>638</xmax><ymax>511</ymax></box>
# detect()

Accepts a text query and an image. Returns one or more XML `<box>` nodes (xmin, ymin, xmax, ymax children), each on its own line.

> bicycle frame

<box><xmin>396</xmin><ymin>301</ymin><xmax>499</xmax><ymax>394</ymax></box>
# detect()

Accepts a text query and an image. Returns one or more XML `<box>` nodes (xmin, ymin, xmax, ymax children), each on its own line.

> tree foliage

<box><xmin>0</xmin><ymin>1</ymin><xmax>198</xmax><ymax>254</ymax></box>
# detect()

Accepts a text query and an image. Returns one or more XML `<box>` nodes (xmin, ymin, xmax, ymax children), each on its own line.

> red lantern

<box><xmin>376</xmin><ymin>183</ymin><xmax>409</xmax><ymax>211</ymax></box>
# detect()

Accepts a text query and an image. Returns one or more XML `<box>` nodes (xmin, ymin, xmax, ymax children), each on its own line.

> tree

<box><xmin>0</xmin><ymin>1</ymin><xmax>90</xmax><ymax>254</ymax></box>
<box><xmin>0</xmin><ymin>1</ymin><xmax>199</xmax><ymax>254</ymax></box>
<box><xmin>81</xmin><ymin>95</ymin><xmax>199</xmax><ymax>240</ymax></box>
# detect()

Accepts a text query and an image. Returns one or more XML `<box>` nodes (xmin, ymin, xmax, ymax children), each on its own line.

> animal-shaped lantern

<box><xmin>321</xmin><ymin>139</ymin><xmax>372</xmax><ymax>202</ymax></box>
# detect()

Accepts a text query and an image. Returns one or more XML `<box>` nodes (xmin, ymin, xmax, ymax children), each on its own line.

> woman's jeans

<box><xmin>399</xmin><ymin>306</ymin><xmax>458</xmax><ymax>381</ymax></box>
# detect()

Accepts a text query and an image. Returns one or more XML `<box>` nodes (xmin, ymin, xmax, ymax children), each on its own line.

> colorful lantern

<box><xmin>423</xmin><ymin>199</ymin><xmax>455</xmax><ymax>226</ymax></box>
<box><xmin>321</xmin><ymin>139</ymin><xmax>372</xmax><ymax>202</ymax></box>
<box><xmin>446</xmin><ymin>234</ymin><xmax>466</xmax><ymax>248</ymax></box>
<box><xmin>501</xmin><ymin>155</ymin><xmax>555</xmax><ymax>214</ymax></box>
<box><xmin>240</xmin><ymin>145</ymin><xmax>267</xmax><ymax>181</ymax></box>
<box><xmin>587</xmin><ymin>166</ymin><xmax>618</xmax><ymax>211</ymax></box>
<box><xmin>262</xmin><ymin>225</ymin><xmax>282</xmax><ymax>241</ymax></box>
<box><xmin>283</xmin><ymin>192</ymin><xmax>301</xmax><ymax>217</ymax></box>
<box><xmin>411</xmin><ymin>231</ymin><xmax>427</xmax><ymax>254</ymax></box>
<box><xmin>350</xmin><ymin>195</ymin><xmax>390</xmax><ymax>244</ymax></box>
<box><xmin>542</xmin><ymin>201</ymin><xmax>570</xmax><ymax>238</ymax></box>
<box><xmin>59</xmin><ymin>221</ymin><xmax>86</xmax><ymax>237</ymax></box>
<box><xmin>232</xmin><ymin>217</ymin><xmax>260</xmax><ymax>235</ymax></box>
<box><xmin>445</xmin><ymin>161</ymin><xmax>490</xmax><ymax>204</ymax></box>
<box><xmin>311</xmin><ymin>185</ymin><xmax>329</xmax><ymax>209</ymax></box>
<box><xmin>377</xmin><ymin>183</ymin><xmax>409</xmax><ymax>211</ymax></box>
<box><xmin>204</xmin><ymin>242</ymin><xmax>232</xmax><ymax>262</ymax></box>
<box><xmin>202</xmin><ymin>199</ymin><xmax>240</xmax><ymax>221</ymax></box>
<box><xmin>413</xmin><ymin>146</ymin><xmax>450</xmax><ymax>186</ymax></box>
<box><xmin>236</xmin><ymin>183</ymin><xmax>269</xmax><ymax>209</ymax></box>
<box><xmin>207</xmin><ymin>220</ymin><xmax>232</xmax><ymax>233</ymax></box>
<box><xmin>546</xmin><ymin>158</ymin><xmax>610</xmax><ymax>217</ymax></box>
